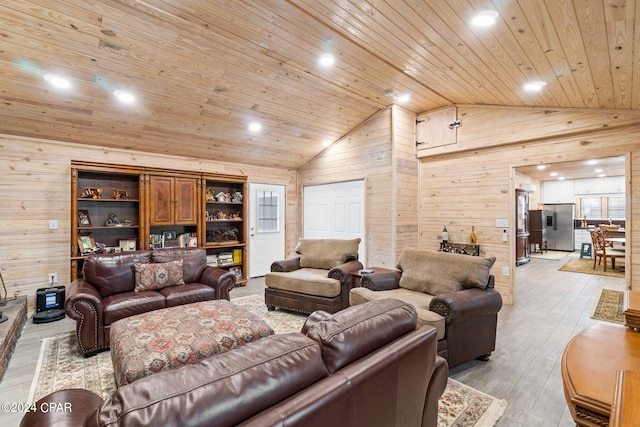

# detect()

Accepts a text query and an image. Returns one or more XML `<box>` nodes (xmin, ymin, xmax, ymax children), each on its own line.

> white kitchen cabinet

<box><xmin>602</xmin><ymin>176</ymin><xmax>625</xmax><ymax>193</ymax></box>
<box><xmin>542</xmin><ymin>180</ymin><xmax>575</xmax><ymax>203</ymax></box>
<box><xmin>574</xmin><ymin>229</ymin><xmax>592</xmax><ymax>250</ymax></box>
<box><xmin>574</xmin><ymin>177</ymin><xmax>604</xmax><ymax>195</ymax></box>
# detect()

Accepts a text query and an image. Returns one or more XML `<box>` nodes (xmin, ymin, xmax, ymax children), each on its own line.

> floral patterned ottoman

<box><xmin>110</xmin><ymin>300</ymin><xmax>274</xmax><ymax>387</ymax></box>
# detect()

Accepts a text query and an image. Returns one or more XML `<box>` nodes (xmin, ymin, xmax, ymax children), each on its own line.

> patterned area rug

<box><xmin>559</xmin><ymin>257</ymin><xmax>625</xmax><ymax>278</ymax></box>
<box><xmin>590</xmin><ymin>288</ymin><xmax>625</xmax><ymax>324</ymax></box>
<box><xmin>28</xmin><ymin>295</ymin><xmax>506</xmax><ymax>426</ymax></box>
<box><xmin>529</xmin><ymin>250</ymin><xmax>569</xmax><ymax>260</ymax></box>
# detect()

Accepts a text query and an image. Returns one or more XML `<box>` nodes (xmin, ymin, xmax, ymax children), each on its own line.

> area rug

<box><xmin>29</xmin><ymin>295</ymin><xmax>506</xmax><ymax>426</ymax></box>
<box><xmin>559</xmin><ymin>257</ymin><xmax>625</xmax><ymax>278</ymax></box>
<box><xmin>590</xmin><ymin>288</ymin><xmax>625</xmax><ymax>324</ymax></box>
<box><xmin>529</xmin><ymin>250</ymin><xmax>569</xmax><ymax>260</ymax></box>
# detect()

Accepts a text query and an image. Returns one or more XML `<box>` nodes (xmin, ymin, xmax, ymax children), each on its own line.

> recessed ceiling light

<box><xmin>594</xmin><ymin>169</ymin><xmax>603</xmax><ymax>173</ymax></box>
<box><xmin>598</xmin><ymin>174</ymin><xmax>606</xmax><ymax>178</ymax></box>
<box><xmin>248</xmin><ymin>122</ymin><xmax>262</xmax><ymax>132</ymax></box>
<box><xmin>396</xmin><ymin>93</ymin><xmax>411</xmax><ymax>103</ymax></box>
<box><xmin>537</xmin><ymin>164</ymin><xmax>547</xmax><ymax>170</ymax></box>
<box><xmin>470</xmin><ymin>10</ymin><xmax>499</xmax><ymax>27</ymax></box>
<box><xmin>318</xmin><ymin>53</ymin><xmax>335</xmax><ymax>68</ymax></box>
<box><xmin>558</xmin><ymin>176</ymin><xmax>566</xmax><ymax>180</ymax></box>
<box><xmin>322</xmin><ymin>139</ymin><xmax>332</xmax><ymax>148</ymax></box>
<box><xmin>43</xmin><ymin>74</ymin><xmax>71</xmax><ymax>89</ymax></box>
<box><xmin>523</xmin><ymin>80</ymin><xmax>547</xmax><ymax>93</ymax></box>
<box><xmin>587</xmin><ymin>160</ymin><xmax>598</xmax><ymax>165</ymax></box>
<box><xmin>113</xmin><ymin>90</ymin><xmax>136</xmax><ymax>104</ymax></box>
<box><xmin>550</xmin><ymin>172</ymin><xmax>558</xmax><ymax>176</ymax></box>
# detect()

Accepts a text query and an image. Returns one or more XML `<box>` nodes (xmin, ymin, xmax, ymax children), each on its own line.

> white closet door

<box><xmin>303</xmin><ymin>180</ymin><xmax>365</xmax><ymax>265</ymax></box>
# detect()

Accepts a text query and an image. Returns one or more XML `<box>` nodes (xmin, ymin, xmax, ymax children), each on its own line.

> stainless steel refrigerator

<box><xmin>543</xmin><ymin>203</ymin><xmax>575</xmax><ymax>251</ymax></box>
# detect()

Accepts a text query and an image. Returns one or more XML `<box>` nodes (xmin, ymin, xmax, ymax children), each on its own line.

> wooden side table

<box><xmin>623</xmin><ymin>291</ymin><xmax>640</xmax><ymax>331</ymax></box>
<box><xmin>351</xmin><ymin>267</ymin><xmax>397</xmax><ymax>288</ymax></box>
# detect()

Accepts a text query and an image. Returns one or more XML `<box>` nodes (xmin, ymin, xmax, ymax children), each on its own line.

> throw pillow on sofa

<box><xmin>134</xmin><ymin>259</ymin><xmax>186</xmax><ymax>291</ymax></box>
<box><xmin>397</xmin><ymin>248</ymin><xmax>495</xmax><ymax>296</ymax></box>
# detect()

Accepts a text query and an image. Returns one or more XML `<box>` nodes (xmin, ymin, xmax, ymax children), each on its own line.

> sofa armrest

<box><xmin>64</xmin><ymin>279</ymin><xmax>104</xmax><ymax>321</ymax></box>
<box><xmin>20</xmin><ymin>389</ymin><xmax>103</xmax><ymax>427</ymax></box>
<box><xmin>200</xmin><ymin>266</ymin><xmax>236</xmax><ymax>300</ymax></box>
<box><xmin>270</xmin><ymin>256</ymin><xmax>301</xmax><ymax>272</ymax></box>
<box><xmin>429</xmin><ymin>287</ymin><xmax>502</xmax><ymax>324</ymax></box>
<box><xmin>328</xmin><ymin>260</ymin><xmax>363</xmax><ymax>282</ymax></box>
<box><xmin>360</xmin><ymin>271</ymin><xmax>402</xmax><ymax>291</ymax></box>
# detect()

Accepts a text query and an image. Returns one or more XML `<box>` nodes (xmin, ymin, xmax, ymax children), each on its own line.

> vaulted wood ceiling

<box><xmin>1</xmin><ymin>1</ymin><xmax>638</xmax><ymax>169</ymax></box>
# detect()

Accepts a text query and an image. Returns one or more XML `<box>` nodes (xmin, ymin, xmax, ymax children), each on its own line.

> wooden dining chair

<box><xmin>590</xmin><ymin>229</ymin><xmax>625</xmax><ymax>272</ymax></box>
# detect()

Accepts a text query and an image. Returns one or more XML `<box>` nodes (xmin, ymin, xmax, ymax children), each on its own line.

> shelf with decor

<box><xmin>71</xmin><ymin>164</ymin><xmax>144</xmax><ymax>280</ymax></box>
<box><xmin>202</xmin><ymin>176</ymin><xmax>248</xmax><ymax>286</ymax></box>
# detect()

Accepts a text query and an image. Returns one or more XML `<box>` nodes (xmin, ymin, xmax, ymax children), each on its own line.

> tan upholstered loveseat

<box><xmin>350</xmin><ymin>247</ymin><xmax>503</xmax><ymax>367</ymax></box>
<box><xmin>265</xmin><ymin>238</ymin><xmax>363</xmax><ymax>314</ymax></box>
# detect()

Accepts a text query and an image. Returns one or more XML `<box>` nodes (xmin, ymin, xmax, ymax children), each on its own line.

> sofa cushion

<box><xmin>83</xmin><ymin>251</ymin><xmax>152</xmax><ymax>298</ymax></box>
<box><xmin>397</xmin><ymin>248</ymin><xmax>495</xmax><ymax>296</ymax></box>
<box><xmin>296</xmin><ymin>238</ymin><xmax>360</xmax><ymax>269</ymax></box>
<box><xmin>349</xmin><ymin>287</ymin><xmax>445</xmax><ymax>339</ymax></box>
<box><xmin>160</xmin><ymin>283</ymin><xmax>216</xmax><ymax>307</ymax></box>
<box><xmin>265</xmin><ymin>268</ymin><xmax>341</xmax><ymax>297</ymax></box>
<box><xmin>134</xmin><ymin>260</ymin><xmax>185</xmax><ymax>291</ymax></box>
<box><xmin>305</xmin><ymin>298</ymin><xmax>417</xmax><ymax>374</ymax></box>
<box><xmin>102</xmin><ymin>291</ymin><xmax>166</xmax><ymax>326</ymax></box>
<box><xmin>151</xmin><ymin>247</ymin><xmax>207</xmax><ymax>284</ymax></box>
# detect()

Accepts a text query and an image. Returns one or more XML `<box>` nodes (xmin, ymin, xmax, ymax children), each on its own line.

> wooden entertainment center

<box><xmin>71</xmin><ymin>162</ymin><xmax>247</xmax><ymax>285</ymax></box>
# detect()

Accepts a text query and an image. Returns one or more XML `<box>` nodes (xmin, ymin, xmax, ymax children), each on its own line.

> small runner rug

<box><xmin>590</xmin><ymin>288</ymin><xmax>625</xmax><ymax>324</ymax></box>
<box><xmin>29</xmin><ymin>295</ymin><xmax>506</xmax><ymax>426</ymax></box>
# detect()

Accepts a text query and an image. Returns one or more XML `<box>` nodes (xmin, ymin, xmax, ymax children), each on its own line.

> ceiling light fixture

<box><xmin>318</xmin><ymin>53</ymin><xmax>335</xmax><ymax>68</ymax></box>
<box><xmin>396</xmin><ymin>93</ymin><xmax>411</xmax><ymax>103</ymax></box>
<box><xmin>550</xmin><ymin>172</ymin><xmax>558</xmax><ymax>177</ymax></box>
<box><xmin>523</xmin><ymin>80</ymin><xmax>547</xmax><ymax>93</ymax></box>
<box><xmin>113</xmin><ymin>90</ymin><xmax>136</xmax><ymax>104</ymax></box>
<box><xmin>248</xmin><ymin>122</ymin><xmax>262</xmax><ymax>133</ymax></box>
<box><xmin>470</xmin><ymin>10</ymin><xmax>499</xmax><ymax>27</ymax></box>
<box><xmin>43</xmin><ymin>73</ymin><xmax>71</xmax><ymax>89</ymax></box>
<box><xmin>537</xmin><ymin>164</ymin><xmax>547</xmax><ymax>170</ymax></box>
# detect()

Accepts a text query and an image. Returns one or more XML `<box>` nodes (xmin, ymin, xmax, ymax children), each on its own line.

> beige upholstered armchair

<box><xmin>265</xmin><ymin>238</ymin><xmax>363</xmax><ymax>314</ymax></box>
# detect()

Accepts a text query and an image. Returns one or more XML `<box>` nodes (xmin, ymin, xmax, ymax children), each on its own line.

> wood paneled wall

<box><xmin>419</xmin><ymin>105</ymin><xmax>639</xmax><ymax>305</ymax></box>
<box><xmin>299</xmin><ymin>106</ymin><xmax>419</xmax><ymax>267</ymax></box>
<box><xmin>0</xmin><ymin>135</ymin><xmax>297</xmax><ymax>310</ymax></box>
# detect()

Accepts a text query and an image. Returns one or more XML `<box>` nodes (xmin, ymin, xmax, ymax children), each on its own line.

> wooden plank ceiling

<box><xmin>0</xmin><ymin>0</ymin><xmax>638</xmax><ymax>169</ymax></box>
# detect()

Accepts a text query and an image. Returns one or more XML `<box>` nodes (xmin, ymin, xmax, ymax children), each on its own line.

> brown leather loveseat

<box><xmin>24</xmin><ymin>299</ymin><xmax>448</xmax><ymax>427</ymax></box>
<box><xmin>65</xmin><ymin>247</ymin><xmax>236</xmax><ymax>356</ymax></box>
<box><xmin>350</xmin><ymin>247</ymin><xmax>503</xmax><ymax>368</ymax></box>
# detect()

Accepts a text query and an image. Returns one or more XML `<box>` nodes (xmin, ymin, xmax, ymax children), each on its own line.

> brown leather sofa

<box><xmin>65</xmin><ymin>247</ymin><xmax>236</xmax><ymax>356</ymax></box>
<box><xmin>350</xmin><ymin>248</ymin><xmax>503</xmax><ymax>368</ymax></box>
<box><xmin>265</xmin><ymin>238</ymin><xmax>363</xmax><ymax>314</ymax></box>
<box><xmin>23</xmin><ymin>299</ymin><xmax>448</xmax><ymax>427</ymax></box>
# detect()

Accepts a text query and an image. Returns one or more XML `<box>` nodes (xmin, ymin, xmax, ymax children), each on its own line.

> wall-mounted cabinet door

<box><xmin>149</xmin><ymin>175</ymin><xmax>198</xmax><ymax>225</ymax></box>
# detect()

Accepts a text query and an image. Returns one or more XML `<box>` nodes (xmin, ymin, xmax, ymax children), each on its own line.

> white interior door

<box><xmin>303</xmin><ymin>180</ymin><xmax>365</xmax><ymax>265</ymax></box>
<box><xmin>249</xmin><ymin>184</ymin><xmax>285</xmax><ymax>277</ymax></box>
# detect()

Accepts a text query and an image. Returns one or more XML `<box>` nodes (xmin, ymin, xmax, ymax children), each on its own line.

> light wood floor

<box><xmin>0</xmin><ymin>253</ymin><xmax>626</xmax><ymax>426</ymax></box>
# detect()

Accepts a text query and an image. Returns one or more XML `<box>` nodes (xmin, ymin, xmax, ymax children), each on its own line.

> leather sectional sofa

<box><xmin>350</xmin><ymin>247</ymin><xmax>503</xmax><ymax>368</ymax></box>
<box><xmin>23</xmin><ymin>299</ymin><xmax>448</xmax><ymax>427</ymax></box>
<box><xmin>65</xmin><ymin>247</ymin><xmax>236</xmax><ymax>356</ymax></box>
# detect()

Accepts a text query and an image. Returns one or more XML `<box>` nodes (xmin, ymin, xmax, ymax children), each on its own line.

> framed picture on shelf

<box><xmin>77</xmin><ymin>233</ymin><xmax>97</xmax><ymax>255</ymax></box>
<box><xmin>119</xmin><ymin>239</ymin><xmax>137</xmax><ymax>251</ymax></box>
<box><xmin>77</xmin><ymin>209</ymin><xmax>92</xmax><ymax>227</ymax></box>
<box><xmin>229</xmin><ymin>266</ymin><xmax>243</xmax><ymax>280</ymax></box>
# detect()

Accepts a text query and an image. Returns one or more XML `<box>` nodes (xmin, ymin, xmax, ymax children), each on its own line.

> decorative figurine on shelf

<box><xmin>113</xmin><ymin>189</ymin><xmax>129</xmax><ymax>199</ymax></box>
<box><xmin>104</xmin><ymin>213</ymin><xmax>122</xmax><ymax>226</ymax></box>
<box><xmin>230</xmin><ymin>211</ymin><xmax>242</xmax><ymax>220</ymax></box>
<box><xmin>231</xmin><ymin>191</ymin><xmax>243</xmax><ymax>203</ymax></box>
<box><xmin>215</xmin><ymin>192</ymin><xmax>230</xmax><ymax>202</ymax></box>
<box><xmin>205</xmin><ymin>210</ymin><xmax>210</xmax><ymax>221</ymax></box>
<box><xmin>80</xmin><ymin>187</ymin><xmax>102</xmax><ymax>199</ymax></box>
<box><xmin>223</xmin><ymin>228</ymin><xmax>239</xmax><ymax>241</ymax></box>
<box><xmin>214</xmin><ymin>210</ymin><xmax>227</xmax><ymax>220</ymax></box>
<box><xmin>206</xmin><ymin>188</ymin><xmax>215</xmax><ymax>202</ymax></box>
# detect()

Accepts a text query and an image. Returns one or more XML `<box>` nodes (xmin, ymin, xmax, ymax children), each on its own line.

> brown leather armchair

<box><xmin>350</xmin><ymin>247</ymin><xmax>503</xmax><ymax>367</ymax></box>
<box><xmin>265</xmin><ymin>238</ymin><xmax>363</xmax><ymax>314</ymax></box>
<box><xmin>65</xmin><ymin>248</ymin><xmax>235</xmax><ymax>356</ymax></box>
